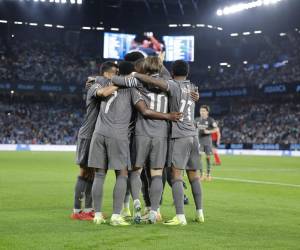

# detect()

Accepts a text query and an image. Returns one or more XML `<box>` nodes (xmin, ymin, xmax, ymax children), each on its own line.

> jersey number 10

<box><xmin>147</xmin><ymin>93</ymin><xmax>168</xmax><ymax>113</ymax></box>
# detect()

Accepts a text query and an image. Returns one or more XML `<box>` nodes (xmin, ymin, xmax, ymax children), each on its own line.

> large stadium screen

<box><xmin>163</xmin><ymin>36</ymin><xmax>194</xmax><ymax>62</ymax></box>
<box><xmin>103</xmin><ymin>32</ymin><xmax>136</xmax><ymax>59</ymax></box>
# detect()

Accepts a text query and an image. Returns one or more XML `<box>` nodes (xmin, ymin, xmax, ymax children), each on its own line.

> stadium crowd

<box><xmin>199</xmin><ymin>32</ymin><xmax>300</xmax><ymax>89</ymax></box>
<box><xmin>218</xmin><ymin>103</ymin><xmax>300</xmax><ymax>144</ymax></box>
<box><xmin>1</xmin><ymin>31</ymin><xmax>300</xmax><ymax>89</ymax></box>
<box><xmin>1</xmin><ymin>100</ymin><xmax>298</xmax><ymax>145</ymax></box>
<box><xmin>0</xmin><ymin>102</ymin><xmax>83</xmax><ymax>144</ymax></box>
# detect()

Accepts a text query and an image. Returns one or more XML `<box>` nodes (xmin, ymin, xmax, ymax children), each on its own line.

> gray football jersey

<box><xmin>78</xmin><ymin>77</ymin><xmax>110</xmax><ymax>139</ymax></box>
<box><xmin>167</xmin><ymin>80</ymin><xmax>197</xmax><ymax>139</ymax></box>
<box><xmin>94</xmin><ymin>87</ymin><xmax>142</xmax><ymax>140</ymax></box>
<box><xmin>195</xmin><ymin>117</ymin><xmax>217</xmax><ymax>145</ymax></box>
<box><xmin>112</xmin><ymin>75</ymin><xmax>169</xmax><ymax>138</ymax></box>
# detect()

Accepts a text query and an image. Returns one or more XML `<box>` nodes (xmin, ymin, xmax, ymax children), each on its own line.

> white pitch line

<box><xmin>214</xmin><ymin>177</ymin><xmax>300</xmax><ymax>188</ymax></box>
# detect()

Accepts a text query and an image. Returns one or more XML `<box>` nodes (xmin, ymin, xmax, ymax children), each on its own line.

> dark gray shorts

<box><xmin>88</xmin><ymin>133</ymin><xmax>131</xmax><ymax>170</ymax></box>
<box><xmin>135</xmin><ymin>135</ymin><xmax>167</xmax><ymax>169</ymax></box>
<box><xmin>200</xmin><ymin>144</ymin><xmax>213</xmax><ymax>155</ymax></box>
<box><xmin>75</xmin><ymin>137</ymin><xmax>91</xmax><ymax>166</ymax></box>
<box><xmin>169</xmin><ymin>136</ymin><xmax>201</xmax><ymax>170</ymax></box>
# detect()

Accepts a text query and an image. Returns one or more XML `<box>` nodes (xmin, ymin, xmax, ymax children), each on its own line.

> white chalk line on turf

<box><xmin>214</xmin><ymin>177</ymin><xmax>300</xmax><ymax>188</ymax></box>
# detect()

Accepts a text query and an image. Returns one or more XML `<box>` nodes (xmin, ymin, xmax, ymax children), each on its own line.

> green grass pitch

<box><xmin>0</xmin><ymin>152</ymin><xmax>299</xmax><ymax>250</ymax></box>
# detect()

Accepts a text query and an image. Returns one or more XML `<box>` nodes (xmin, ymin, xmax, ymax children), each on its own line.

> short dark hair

<box><xmin>124</xmin><ymin>51</ymin><xmax>145</xmax><ymax>62</ymax></box>
<box><xmin>100</xmin><ymin>61</ymin><xmax>118</xmax><ymax>76</ymax></box>
<box><xmin>172</xmin><ymin>60</ymin><xmax>189</xmax><ymax>77</ymax></box>
<box><xmin>118</xmin><ymin>61</ymin><xmax>135</xmax><ymax>75</ymax></box>
<box><xmin>200</xmin><ymin>105</ymin><xmax>210</xmax><ymax>112</ymax></box>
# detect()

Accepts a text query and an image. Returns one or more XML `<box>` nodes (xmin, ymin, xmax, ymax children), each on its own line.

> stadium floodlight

<box><xmin>243</xmin><ymin>61</ymin><xmax>248</xmax><ymax>64</ymax></box>
<box><xmin>29</xmin><ymin>23</ymin><xmax>38</xmax><ymax>26</ymax></box>
<box><xmin>61</xmin><ymin>0</ymin><xmax>66</xmax><ymax>3</ymax></box>
<box><xmin>243</xmin><ymin>32</ymin><xmax>251</xmax><ymax>35</ymax></box>
<box><xmin>0</xmin><ymin>20</ymin><xmax>8</xmax><ymax>23</ymax></box>
<box><xmin>55</xmin><ymin>0</ymin><xmax>60</xmax><ymax>3</ymax></box>
<box><xmin>227</xmin><ymin>64</ymin><xmax>231</xmax><ymax>68</ymax></box>
<box><xmin>182</xmin><ymin>24</ymin><xmax>191</xmax><ymax>27</ymax></box>
<box><xmin>111</xmin><ymin>28</ymin><xmax>119</xmax><ymax>31</ymax></box>
<box><xmin>56</xmin><ymin>25</ymin><xmax>64</xmax><ymax>28</ymax></box>
<box><xmin>217</xmin><ymin>27</ymin><xmax>223</xmax><ymax>31</ymax></box>
<box><xmin>220</xmin><ymin>62</ymin><xmax>228</xmax><ymax>66</ymax></box>
<box><xmin>70</xmin><ymin>0</ymin><xmax>76</xmax><ymax>4</ymax></box>
<box><xmin>230</xmin><ymin>33</ymin><xmax>239</xmax><ymax>37</ymax></box>
<box><xmin>217</xmin><ymin>9</ymin><xmax>223</xmax><ymax>16</ymax></box>
<box><xmin>44</xmin><ymin>24</ymin><xmax>53</xmax><ymax>27</ymax></box>
<box><xmin>77</xmin><ymin>0</ymin><xmax>82</xmax><ymax>4</ymax></box>
<box><xmin>279</xmin><ymin>32</ymin><xmax>287</xmax><ymax>36</ymax></box>
<box><xmin>82</xmin><ymin>26</ymin><xmax>91</xmax><ymax>30</ymax></box>
<box><xmin>196</xmin><ymin>24</ymin><xmax>205</xmax><ymax>27</ymax></box>
<box><xmin>254</xmin><ymin>30</ymin><xmax>262</xmax><ymax>34</ymax></box>
<box><xmin>216</xmin><ymin>0</ymin><xmax>284</xmax><ymax>16</ymax></box>
<box><xmin>14</xmin><ymin>21</ymin><xmax>23</xmax><ymax>25</ymax></box>
<box><xmin>168</xmin><ymin>24</ymin><xmax>178</xmax><ymax>27</ymax></box>
<box><xmin>207</xmin><ymin>25</ymin><xmax>213</xmax><ymax>29</ymax></box>
<box><xmin>96</xmin><ymin>27</ymin><xmax>104</xmax><ymax>30</ymax></box>
<box><xmin>34</xmin><ymin>0</ymin><xmax>39</xmax><ymax>2</ymax></box>
<box><xmin>208</xmin><ymin>65</ymin><xmax>211</xmax><ymax>69</ymax></box>
<box><xmin>40</xmin><ymin>0</ymin><xmax>46</xmax><ymax>2</ymax></box>
<box><xmin>49</xmin><ymin>0</ymin><xmax>54</xmax><ymax>2</ymax></box>
<box><xmin>11</xmin><ymin>90</ymin><xmax>14</xmax><ymax>94</ymax></box>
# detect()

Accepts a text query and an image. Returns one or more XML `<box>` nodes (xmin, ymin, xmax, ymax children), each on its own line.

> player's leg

<box><xmin>131</xmin><ymin>136</ymin><xmax>151</xmax><ymax>223</ymax></box>
<box><xmin>147</xmin><ymin>137</ymin><xmax>167</xmax><ymax>224</ymax></box>
<box><xmin>88</xmin><ymin>134</ymin><xmax>107</xmax><ymax>224</ymax></box>
<box><xmin>187</xmin><ymin>170</ymin><xmax>204</xmax><ymax>223</ymax></box>
<box><xmin>107</xmin><ymin>137</ymin><xmax>130</xmax><ymax>226</ymax></box>
<box><xmin>71</xmin><ymin>138</ymin><xmax>93</xmax><ymax>220</ymax></box>
<box><xmin>92</xmin><ymin>168</ymin><xmax>107</xmax><ymax>224</ymax></box>
<box><xmin>186</xmin><ymin>136</ymin><xmax>204</xmax><ymax>223</ymax></box>
<box><xmin>199</xmin><ymin>144</ymin><xmax>205</xmax><ymax>181</ymax></box>
<box><xmin>141</xmin><ymin>168</ymin><xmax>151</xmax><ymax>209</ymax></box>
<box><xmin>83</xmin><ymin>167</ymin><xmax>95</xmax><ymax>215</ymax></box>
<box><xmin>121</xmin><ymin>177</ymin><xmax>131</xmax><ymax>217</ymax></box>
<box><xmin>205</xmin><ymin>145</ymin><xmax>213</xmax><ymax>181</ymax></box>
<box><xmin>164</xmin><ymin>138</ymin><xmax>190</xmax><ymax>226</ymax></box>
<box><xmin>212</xmin><ymin>142</ymin><xmax>221</xmax><ymax>165</ymax></box>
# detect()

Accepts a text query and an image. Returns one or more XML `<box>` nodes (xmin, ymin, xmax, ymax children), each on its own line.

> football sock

<box><xmin>150</xmin><ymin>176</ymin><xmax>163</xmax><ymax>211</ymax></box>
<box><xmin>84</xmin><ymin>179</ymin><xmax>93</xmax><ymax>210</ymax></box>
<box><xmin>172</xmin><ymin>179</ymin><xmax>184</xmax><ymax>215</ymax></box>
<box><xmin>92</xmin><ymin>171</ymin><xmax>106</xmax><ymax>213</ymax></box>
<box><xmin>190</xmin><ymin>178</ymin><xmax>203</xmax><ymax>210</ymax></box>
<box><xmin>113</xmin><ymin>175</ymin><xmax>128</xmax><ymax>214</ymax></box>
<box><xmin>74</xmin><ymin>176</ymin><xmax>87</xmax><ymax>210</ymax></box>
<box><xmin>130</xmin><ymin>171</ymin><xmax>142</xmax><ymax>201</ymax></box>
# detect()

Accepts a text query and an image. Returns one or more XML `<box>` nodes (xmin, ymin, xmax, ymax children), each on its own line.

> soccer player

<box><xmin>89</xmin><ymin>65</ymin><xmax>182</xmax><ymax>226</ymax></box>
<box><xmin>211</xmin><ymin>127</ymin><xmax>222</xmax><ymax>165</ymax></box>
<box><xmin>71</xmin><ymin>61</ymin><xmax>119</xmax><ymax>220</ymax></box>
<box><xmin>111</xmin><ymin>57</ymin><xmax>181</xmax><ymax>224</ymax></box>
<box><xmin>195</xmin><ymin>105</ymin><xmax>219</xmax><ymax>181</ymax></box>
<box><xmin>133</xmin><ymin>60</ymin><xmax>204</xmax><ymax>226</ymax></box>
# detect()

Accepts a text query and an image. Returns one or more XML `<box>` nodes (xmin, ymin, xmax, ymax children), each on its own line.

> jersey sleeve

<box><xmin>88</xmin><ymin>83</ymin><xmax>103</xmax><ymax>98</ymax></box>
<box><xmin>160</xmin><ymin>65</ymin><xmax>172</xmax><ymax>80</ymax></box>
<box><xmin>112</xmin><ymin>76</ymin><xmax>141</xmax><ymax>88</ymax></box>
<box><xmin>131</xmin><ymin>88</ymin><xmax>143</xmax><ymax>105</ymax></box>
<box><xmin>166</xmin><ymin>80</ymin><xmax>178</xmax><ymax>96</ymax></box>
<box><xmin>210</xmin><ymin>118</ymin><xmax>218</xmax><ymax>129</ymax></box>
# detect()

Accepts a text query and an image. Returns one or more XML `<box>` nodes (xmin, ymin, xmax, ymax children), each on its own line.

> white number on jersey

<box><xmin>147</xmin><ymin>93</ymin><xmax>168</xmax><ymax>113</ymax></box>
<box><xmin>104</xmin><ymin>91</ymin><xmax>118</xmax><ymax>113</ymax></box>
<box><xmin>179</xmin><ymin>99</ymin><xmax>193</xmax><ymax>121</ymax></box>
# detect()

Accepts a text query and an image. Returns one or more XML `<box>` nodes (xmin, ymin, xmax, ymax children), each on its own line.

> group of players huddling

<box><xmin>71</xmin><ymin>51</ymin><xmax>221</xmax><ymax>226</ymax></box>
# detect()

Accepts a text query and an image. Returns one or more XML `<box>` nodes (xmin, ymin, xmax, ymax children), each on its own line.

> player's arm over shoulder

<box><xmin>133</xmin><ymin>73</ymin><xmax>169</xmax><ymax>92</ymax></box>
